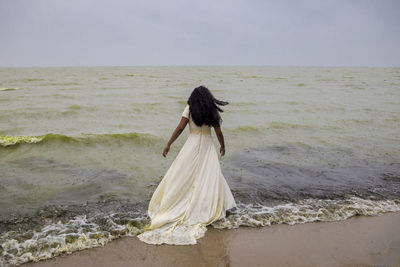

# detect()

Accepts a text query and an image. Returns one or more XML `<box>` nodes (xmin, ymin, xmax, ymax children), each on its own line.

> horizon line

<box><xmin>0</xmin><ymin>64</ymin><xmax>399</xmax><ymax>68</ymax></box>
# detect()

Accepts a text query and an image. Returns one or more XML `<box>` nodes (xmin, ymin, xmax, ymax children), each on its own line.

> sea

<box><xmin>0</xmin><ymin>66</ymin><xmax>399</xmax><ymax>266</ymax></box>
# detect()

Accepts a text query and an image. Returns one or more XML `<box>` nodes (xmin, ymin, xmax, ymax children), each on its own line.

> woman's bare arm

<box><xmin>213</xmin><ymin>125</ymin><xmax>225</xmax><ymax>156</ymax></box>
<box><xmin>163</xmin><ymin>117</ymin><xmax>189</xmax><ymax>157</ymax></box>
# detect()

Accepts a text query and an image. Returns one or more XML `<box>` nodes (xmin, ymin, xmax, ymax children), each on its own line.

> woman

<box><xmin>137</xmin><ymin>85</ymin><xmax>237</xmax><ymax>245</ymax></box>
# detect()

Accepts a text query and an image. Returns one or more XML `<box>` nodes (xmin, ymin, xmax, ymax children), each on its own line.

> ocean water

<box><xmin>0</xmin><ymin>66</ymin><xmax>399</xmax><ymax>265</ymax></box>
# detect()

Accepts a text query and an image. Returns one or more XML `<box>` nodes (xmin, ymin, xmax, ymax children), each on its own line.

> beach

<box><xmin>22</xmin><ymin>211</ymin><xmax>400</xmax><ymax>267</ymax></box>
<box><xmin>1</xmin><ymin>66</ymin><xmax>399</xmax><ymax>265</ymax></box>
<box><xmin>2</xmin><ymin>0</ymin><xmax>400</xmax><ymax>265</ymax></box>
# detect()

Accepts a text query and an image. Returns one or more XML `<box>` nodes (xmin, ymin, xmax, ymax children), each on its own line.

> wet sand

<box><xmin>23</xmin><ymin>211</ymin><xmax>400</xmax><ymax>267</ymax></box>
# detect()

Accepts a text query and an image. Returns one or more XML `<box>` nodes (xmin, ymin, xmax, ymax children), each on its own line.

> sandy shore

<box><xmin>23</xmin><ymin>211</ymin><xmax>400</xmax><ymax>267</ymax></box>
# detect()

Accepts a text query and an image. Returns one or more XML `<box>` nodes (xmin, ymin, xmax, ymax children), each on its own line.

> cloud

<box><xmin>0</xmin><ymin>0</ymin><xmax>399</xmax><ymax>66</ymax></box>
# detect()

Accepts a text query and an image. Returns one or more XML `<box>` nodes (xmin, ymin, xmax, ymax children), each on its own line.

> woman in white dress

<box><xmin>137</xmin><ymin>86</ymin><xmax>237</xmax><ymax>245</ymax></box>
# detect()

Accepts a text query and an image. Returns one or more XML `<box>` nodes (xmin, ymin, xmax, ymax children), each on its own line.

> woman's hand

<box><xmin>162</xmin><ymin>117</ymin><xmax>188</xmax><ymax>158</ymax></box>
<box><xmin>220</xmin><ymin>146</ymin><xmax>225</xmax><ymax>157</ymax></box>
<box><xmin>163</xmin><ymin>145</ymin><xmax>170</xmax><ymax>157</ymax></box>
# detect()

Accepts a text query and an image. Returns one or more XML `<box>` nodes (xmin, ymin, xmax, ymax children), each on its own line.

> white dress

<box><xmin>137</xmin><ymin>104</ymin><xmax>237</xmax><ymax>245</ymax></box>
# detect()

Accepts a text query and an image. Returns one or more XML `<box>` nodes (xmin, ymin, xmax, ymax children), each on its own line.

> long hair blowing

<box><xmin>187</xmin><ymin>86</ymin><xmax>228</xmax><ymax>127</ymax></box>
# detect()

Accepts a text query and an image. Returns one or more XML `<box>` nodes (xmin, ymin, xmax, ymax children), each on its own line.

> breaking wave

<box><xmin>0</xmin><ymin>132</ymin><xmax>160</xmax><ymax>147</ymax></box>
<box><xmin>1</xmin><ymin>196</ymin><xmax>399</xmax><ymax>266</ymax></box>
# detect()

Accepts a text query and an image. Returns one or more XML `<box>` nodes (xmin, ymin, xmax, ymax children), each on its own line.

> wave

<box><xmin>336</xmin><ymin>118</ymin><xmax>374</xmax><ymax>124</ymax></box>
<box><xmin>131</xmin><ymin>102</ymin><xmax>164</xmax><ymax>112</ymax></box>
<box><xmin>0</xmin><ymin>135</ymin><xmax>45</xmax><ymax>146</ymax></box>
<box><xmin>49</xmin><ymin>82</ymin><xmax>80</xmax><ymax>86</ymax></box>
<box><xmin>226</xmin><ymin>122</ymin><xmax>313</xmax><ymax>133</ymax></box>
<box><xmin>212</xmin><ymin>197</ymin><xmax>400</xmax><ymax>229</ymax></box>
<box><xmin>176</xmin><ymin>82</ymin><xmax>191</xmax><ymax>86</ymax></box>
<box><xmin>20</xmin><ymin>78</ymin><xmax>45</xmax><ymax>82</ymax></box>
<box><xmin>227</xmin><ymin>125</ymin><xmax>260</xmax><ymax>133</ymax></box>
<box><xmin>0</xmin><ymin>212</ymin><xmax>148</xmax><ymax>266</ymax></box>
<box><xmin>0</xmin><ymin>132</ymin><xmax>161</xmax><ymax>147</ymax></box>
<box><xmin>1</xmin><ymin>196</ymin><xmax>399</xmax><ymax>266</ymax></box>
<box><xmin>0</xmin><ymin>87</ymin><xmax>20</xmax><ymax>91</ymax></box>
<box><xmin>268</xmin><ymin>121</ymin><xmax>313</xmax><ymax>129</ymax></box>
<box><xmin>283</xmin><ymin>101</ymin><xmax>303</xmax><ymax>105</ymax></box>
<box><xmin>67</xmin><ymin>105</ymin><xmax>82</xmax><ymax>110</ymax></box>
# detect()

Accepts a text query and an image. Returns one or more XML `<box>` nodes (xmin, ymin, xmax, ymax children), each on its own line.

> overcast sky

<box><xmin>0</xmin><ymin>0</ymin><xmax>399</xmax><ymax>67</ymax></box>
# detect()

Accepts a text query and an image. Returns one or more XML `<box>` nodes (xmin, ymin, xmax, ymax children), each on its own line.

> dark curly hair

<box><xmin>187</xmin><ymin>86</ymin><xmax>228</xmax><ymax>127</ymax></box>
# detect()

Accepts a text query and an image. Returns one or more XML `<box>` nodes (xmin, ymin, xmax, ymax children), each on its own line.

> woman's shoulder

<box><xmin>182</xmin><ymin>104</ymin><xmax>190</xmax><ymax>118</ymax></box>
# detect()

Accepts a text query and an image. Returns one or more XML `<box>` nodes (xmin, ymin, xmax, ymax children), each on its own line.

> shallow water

<box><xmin>0</xmin><ymin>66</ymin><xmax>399</xmax><ymax>265</ymax></box>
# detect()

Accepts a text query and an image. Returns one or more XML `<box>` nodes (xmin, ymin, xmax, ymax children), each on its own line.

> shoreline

<box><xmin>22</xmin><ymin>211</ymin><xmax>400</xmax><ymax>267</ymax></box>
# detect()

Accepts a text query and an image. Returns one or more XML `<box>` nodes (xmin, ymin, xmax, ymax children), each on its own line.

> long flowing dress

<box><xmin>137</xmin><ymin>104</ymin><xmax>237</xmax><ymax>245</ymax></box>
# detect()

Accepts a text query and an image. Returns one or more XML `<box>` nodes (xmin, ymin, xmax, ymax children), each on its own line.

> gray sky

<box><xmin>0</xmin><ymin>0</ymin><xmax>399</xmax><ymax>67</ymax></box>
